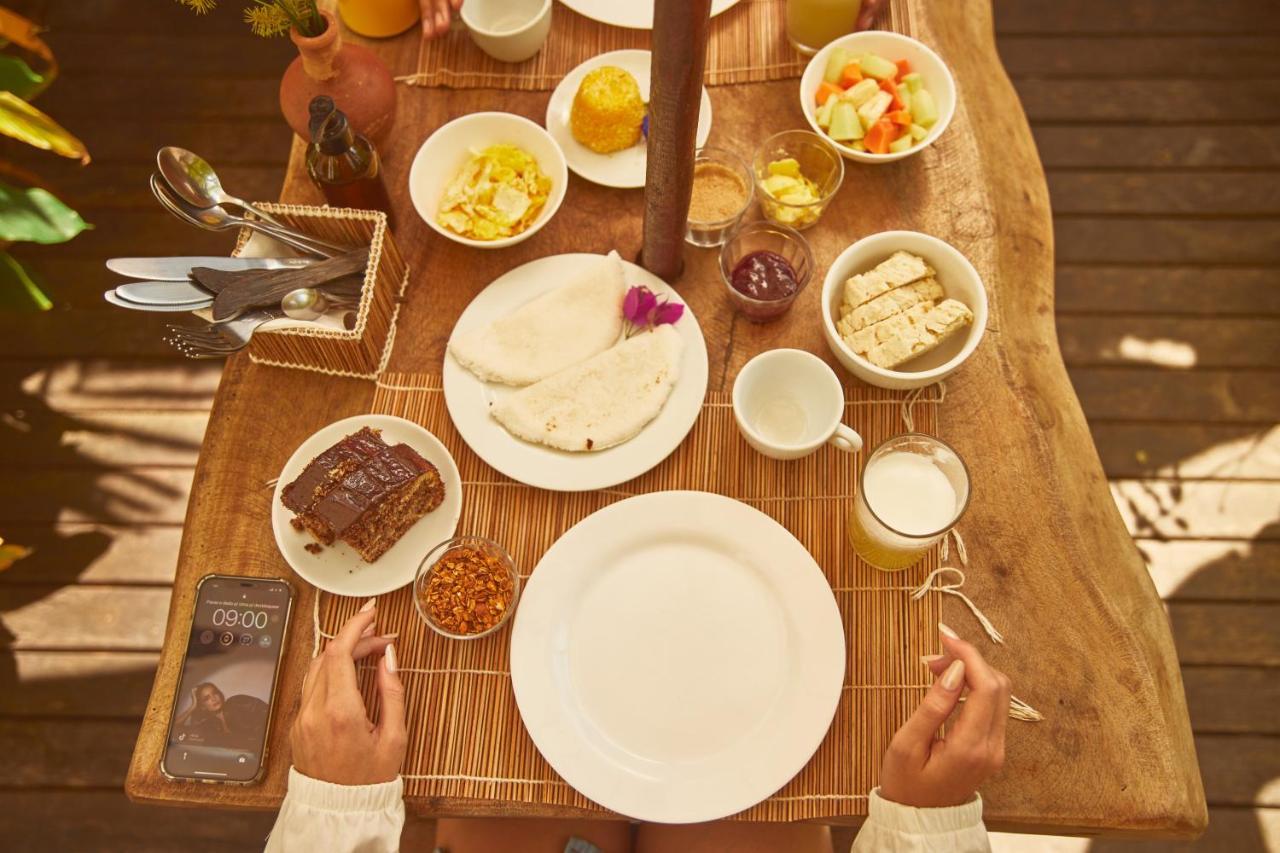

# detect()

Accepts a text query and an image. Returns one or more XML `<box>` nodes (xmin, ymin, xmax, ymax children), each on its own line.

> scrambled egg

<box><xmin>437</xmin><ymin>144</ymin><xmax>551</xmax><ymax>241</ymax></box>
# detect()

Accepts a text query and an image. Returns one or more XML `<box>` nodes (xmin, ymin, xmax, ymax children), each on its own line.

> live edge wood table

<box><xmin>127</xmin><ymin>0</ymin><xmax>1206</xmax><ymax>838</ymax></box>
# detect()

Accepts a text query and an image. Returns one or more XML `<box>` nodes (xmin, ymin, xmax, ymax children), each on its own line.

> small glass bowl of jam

<box><xmin>752</xmin><ymin>130</ymin><xmax>844</xmax><ymax>231</ymax></box>
<box><xmin>718</xmin><ymin>220</ymin><xmax>815</xmax><ymax>322</ymax></box>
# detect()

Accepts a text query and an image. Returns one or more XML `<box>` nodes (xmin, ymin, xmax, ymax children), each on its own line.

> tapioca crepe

<box><xmin>448</xmin><ymin>251</ymin><xmax>626</xmax><ymax>386</ymax></box>
<box><xmin>491</xmin><ymin>325</ymin><xmax>683</xmax><ymax>452</ymax></box>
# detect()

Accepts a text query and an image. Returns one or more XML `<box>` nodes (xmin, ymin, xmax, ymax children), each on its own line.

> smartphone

<box><xmin>161</xmin><ymin>574</ymin><xmax>294</xmax><ymax>784</ymax></box>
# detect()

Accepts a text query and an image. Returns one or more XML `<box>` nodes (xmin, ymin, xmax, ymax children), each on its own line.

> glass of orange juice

<box><xmin>785</xmin><ymin>0</ymin><xmax>862</xmax><ymax>55</ymax></box>
<box><xmin>338</xmin><ymin>0</ymin><xmax>421</xmax><ymax>38</ymax></box>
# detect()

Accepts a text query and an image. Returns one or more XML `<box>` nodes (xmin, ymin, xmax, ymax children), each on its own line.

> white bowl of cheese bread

<box><xmin>821</xmin><ymin>231</ymin><xmax>987</xmax><ymax>390</ymax></box>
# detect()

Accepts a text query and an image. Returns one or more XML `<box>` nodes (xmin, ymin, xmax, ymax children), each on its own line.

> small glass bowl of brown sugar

<box><xmin>685</xmin><ymin>147</ymin><xmax>753</xmax><ymax>248</ymax></box>
<box><xmin>414</xmin><ymin>536</ymin><xmax>520</xmax><ymax>640</ymax></box>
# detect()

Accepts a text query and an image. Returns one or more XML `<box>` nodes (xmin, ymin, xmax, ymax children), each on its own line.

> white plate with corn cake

<box><xmin>821</xmin><ymin>231</ymin><xmax>987</xmax><ymax>390</ymax></box>
<box><xmin>272</xmin><ymin>415</ymin><xmax>462</xmax><ymax>597</ymax></box>
<box><xmin>546</xmin><ymin>50</ymin><xmax>712</xmax><ymax>189</ymax></box>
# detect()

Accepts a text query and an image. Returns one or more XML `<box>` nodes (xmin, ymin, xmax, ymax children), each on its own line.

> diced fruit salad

<box><xmin>812</xmin><ymin>48</ymin><xmax>939</xmax><ymax>154</ymax></box>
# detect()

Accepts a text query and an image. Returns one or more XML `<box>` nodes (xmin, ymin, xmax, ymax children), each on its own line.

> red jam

<box><xmin>728</xmin><ymin>251</ymin><xmax>801</xmax><ymax>320</ymax></box>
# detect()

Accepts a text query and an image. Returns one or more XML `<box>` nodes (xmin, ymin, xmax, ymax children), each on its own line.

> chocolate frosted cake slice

<box><xmin>282</xmin><ymin>427</ymin><xmax>445</xmax><ymax>562</ymax></box>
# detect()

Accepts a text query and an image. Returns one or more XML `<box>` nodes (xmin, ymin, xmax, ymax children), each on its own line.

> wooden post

<box><xmin>640</xmin><ymin>0</ymin><xmax>712</xmax><ymax>283</ymax></box>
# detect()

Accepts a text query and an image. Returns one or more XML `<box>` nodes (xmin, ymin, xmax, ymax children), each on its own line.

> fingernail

<box><xmin>941</xmin><ymin>659</ymin><xmax>965</xmax><ymax>690</ymax></box>
<box><xmin>437</xmin><ymin>11</ymin><xmax>449</xmax><ymax>28</ymax></box>
<box><xmin>920</xmin><ymin>654</ymin><xmax>943</xmax><ymax>665</ymax></box>
<box><xmin>360</xmin><ymin>622</ymin><xmax>376</xmax><ymax>638</ymax></box>
<box><xmin>385</xmin><ymin>643</ymin><xmax>398</xmax><ymax>674</ymax></box>
<box><xmin>381</xmin><ymin>632</ymin><xmax>400</xmax><ymax>640</ymax></box>
<box><xmin>360</xmin><ymin>597</ymin><xmax>376</xmax><ymax>612</ymax></box>
<box><xmin>938</xmin><ymin>621</ymin><xmax>959</xmax><ymax>640</ymax></box>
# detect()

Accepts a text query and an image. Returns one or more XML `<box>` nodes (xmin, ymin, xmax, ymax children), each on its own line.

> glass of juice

<box><xmin>338</xmin><ymin>0</ymin><xmax>421</xmax><ymax>38</ymax></box>
<box><xmin>786</xmin><ymin>0</ymin><xmax>863</xmax><ymax>55</ymax></box>
<box><xmin>847</xmin><ymin>433</ymin><xmax>970</xmax><ymax>571</ymax></box>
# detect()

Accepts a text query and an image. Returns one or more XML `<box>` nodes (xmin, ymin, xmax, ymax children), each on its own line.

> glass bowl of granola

<box><xmin>414</xmin><ymin>536</ymin><xmax>520</xmax><ymax>640</ymax></box>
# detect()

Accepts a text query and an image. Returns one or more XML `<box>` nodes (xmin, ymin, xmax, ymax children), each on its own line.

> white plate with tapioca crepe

<box><xmin>557</xmin><ymin>0</ymin><xmax>742</xmax><ymax>30</ymax></box>
<box><xmin>443</xmin><ymin>252</ymin><xmax>708</xmax><ymax>491</ymax></box>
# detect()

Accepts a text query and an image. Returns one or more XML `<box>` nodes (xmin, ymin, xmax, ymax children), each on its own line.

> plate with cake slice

<box><xmin>443</xmin><ymin>251</ymin><xmax>708</xmax><ymax>492</ymax></box>
<box><xmin>271</xmin><ymin>415</ymin><xmax>462</xmax><ymax>597</ymax></box>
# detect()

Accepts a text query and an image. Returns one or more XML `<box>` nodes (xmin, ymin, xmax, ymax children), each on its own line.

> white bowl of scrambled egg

<box><xmin>409</xmin><ymin>112</ymin><xmax>568</xmax><ymax>249</ymax></box>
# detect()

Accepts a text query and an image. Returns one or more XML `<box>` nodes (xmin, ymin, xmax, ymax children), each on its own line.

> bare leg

<box><xmin>433</xmin><ymin>818</ymin><xmax>632</xmax><ymax>852</ymax></box>
<box><xmin>636</xmin><ymin>821</ymin><xmax>833</xmax><ymax>853</ymax></box>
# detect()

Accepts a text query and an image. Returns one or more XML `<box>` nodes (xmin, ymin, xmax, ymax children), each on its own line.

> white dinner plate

<box><xmin>270</xmin><ymin>414</ymin><xmax>462</xmax><ymax>597</ymax></box>
<box><xmin>443</xmin><ymin>253</ymin><xmax>709</xmax><ymax>492</ymax></box>
<box><xmin>558</xmin><ymin>0</ymin><xmax>742</xmax><ymax>30</ymax></box>
<box><xmin>511</xmin><ymin>491</ymin><xmax>846</xmax><ymax>822</ymax></box>
<box><xmin>546</xmin><ymin>50</ymin><xmax>712</xmax><ymax>189</ymax></box>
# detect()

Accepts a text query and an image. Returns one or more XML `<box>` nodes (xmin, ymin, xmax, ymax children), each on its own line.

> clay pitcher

<box><xmin>280</xmin><ymin>10</ymin><xmax>397</xmax><ymax>145</ymax></box>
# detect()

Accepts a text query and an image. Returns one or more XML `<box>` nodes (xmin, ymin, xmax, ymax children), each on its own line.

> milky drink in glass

<box><xmin>847</xmin><ymin>434</ymin><xmax>969</xmax><ymax>571</ymax></box>
<box><xmin>786</xmin><ymin>0</ymin><xmax>863</xmax><ymax>55</ymax></box>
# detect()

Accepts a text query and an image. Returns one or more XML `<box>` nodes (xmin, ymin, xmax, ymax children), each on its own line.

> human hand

<box><xmin>290</xmin><ymin>600</ymin><xmax>406</xmax><ymax>785</ymax></box>
<box><xmin>855</xmin><ymin>0</ymin><xmax>887</xmax><ymax>31</ymax></box>
<box><xmin>877</xmin><ymin>624</ymin><xmax>1011</xmax><ymax>808</ymax></box>
<box><xmin>420</xmin><ymin>0</ymin><xmax>464</xmax><ymax>39</ymax></box>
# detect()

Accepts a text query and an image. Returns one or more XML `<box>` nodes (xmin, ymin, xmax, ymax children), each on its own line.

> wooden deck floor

<box><xmin>0</xmin><ymin>1</ymin><xmax>1276</xmax><ymax>850</ymax></box>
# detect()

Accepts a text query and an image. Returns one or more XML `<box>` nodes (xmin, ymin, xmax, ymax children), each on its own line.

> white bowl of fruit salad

<box><xmin>799</xmin><ymin>31</ymin><xmax>955</xmax><ymax>163</ymax></box>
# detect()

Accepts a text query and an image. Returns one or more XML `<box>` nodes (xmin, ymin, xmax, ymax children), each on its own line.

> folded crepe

<box><xmin>491</xmin><ymin>325</ymin><xmax>683</xmax><ymax>452</ymax></box>
<box><xmin>448</xmin><ymin>251</ymin><xmax>626</xmax><ymax>386</ymax></box>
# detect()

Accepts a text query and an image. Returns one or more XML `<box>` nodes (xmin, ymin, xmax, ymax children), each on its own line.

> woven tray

<box><xmin>317</xmin><ymin>371</ymin><xmax>943</xmax><ymax>821</ymax></box>
<box><xmin>400</xmin><ymin>0</ymin><xmax>908</xmax><ymax>91</ymax></box>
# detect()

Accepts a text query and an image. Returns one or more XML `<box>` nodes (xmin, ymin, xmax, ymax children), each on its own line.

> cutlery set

<box><xmin>105</xmin><ymin>147</ymin><xmax>368</xmax><ymax>358</ymax></box>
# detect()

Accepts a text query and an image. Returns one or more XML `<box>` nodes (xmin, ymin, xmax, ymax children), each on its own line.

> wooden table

<box><xmin>126</xmin><ymin>0</ymin><xmax>1207</xmax><ymax>837</ymax></box>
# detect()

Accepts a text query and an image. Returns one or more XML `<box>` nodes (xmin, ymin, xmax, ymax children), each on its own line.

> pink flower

<box><xmin>653</xmin><ymin>300</ymin><xmax>684</xmax><ymax>326</ymax></box>
<box><xmin>622</xmin><ymin>285</ymin><xmax>684</xmax><ymax>336</ymax></box>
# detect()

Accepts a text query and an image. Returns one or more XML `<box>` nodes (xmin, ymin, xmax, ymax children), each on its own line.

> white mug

<box><xmin>732</xmin><ymin>349</ymin><xmax>863</xmax><ymax>461</ymax></box>
<box><xmin>460</xmin><ymin>0</ymin><xmax>552</xmax><ymax>64</ymax></box>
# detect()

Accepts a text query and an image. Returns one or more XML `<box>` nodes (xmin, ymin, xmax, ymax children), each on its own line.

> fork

<box><xmin>164</xmin><ymin>308</ymin><xmax>281</xmax><ymax>359</ymax></box>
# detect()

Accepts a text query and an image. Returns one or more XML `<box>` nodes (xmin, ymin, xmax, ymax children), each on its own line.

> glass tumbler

<box><xmin>847</xmin><ymin>434</ymin><xmax>971</xmax><ymax>571</ymax></box>
<box><xmin>719</xmin><ymin>220</ymin><xmax>814</xmax><ymax>322</ymax></box>
<box><xmin>753</xmin><ymin>130</ymin><xmax>844</xmax><ymax>231</ymax></box>
<box><xmin>785</xmin><ymin>0</ymin><xmax>864</xmax><ymax>55</ymax></box>
<box><xmin>686</xmin><ymin>147</ymin><xmax>754</xmax><ymax>248</ymax></box>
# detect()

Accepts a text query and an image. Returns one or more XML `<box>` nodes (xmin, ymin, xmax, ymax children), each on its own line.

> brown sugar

<box><xmin>688</xmin><ymin>161</ymin><xmax>748</xmax><ymax>223</ymax></box>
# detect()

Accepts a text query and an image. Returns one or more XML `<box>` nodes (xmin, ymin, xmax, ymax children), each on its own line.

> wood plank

<box><xmin>0</xmin><ymin>791</ymin><xmax>276</xmax><ymax>853</ymax></box>
<box><xmin>39</xmin><ymin>77</ymin><xmax>283</xmax><ymax>121</ymax></box>
<box><xmin>994</xmin><ymin>0</ymin><xmax>1280</xmax><ymax>34</ymax></box>
<box><xmin>0</xmin><ymin>718</ymin><xmax>148</xmax><ymax>786</ymax></box>
<box><xmin>13</xmin><ymin>209</ymin><xmax>243</xmax><ymax>259</ymax></box>
<box><xmin>0</xmin><ymin>311</ymin><xmax>204</xmax><ymax>359</ymax></box>
<box><xmin>1054</xmin><ymin>267</ymin><xmax>1280</xmax><ymax>316</ymax></box>
<box><xmin>1047</xmin><ymin>172</ymin><xmax>1280</xmax><ymax>216</ymax></box>
<box><xmin>47</xmin><ymin>31</ymin><xmax>293</xmax><ymax>76</ymax></box>
<box><xmin>0</xmin><ymin>360</ymin><xmax>219</xmax><ymax>411</ymax></box>
<box><xmin>1058</xmin><ymin>316</ymin><xmax>1280</xmax><ymax>369</ymax></box>
<box><xmin>1</xmin><ymin>651</ymin><xmax>159</xmax><ymax>717</ymax></box>
<box><xmin>1195</xmin><ymin>735</ymin><xmax>1280</xmax><ymax>807</ymax></box>
<box><xmin>0</xmin><ymin>412</ymin><xmax>207</xmax><ymax>468</ymax></box>
<box><xmin>1055</xmin><ymin>218</ymin><xmax>1280</xmax><ymax>264</ymax></box>
<box><xmin>1139</xmin><ymin>540</ymin><xmax>1280</xmax><ymax>602</ymax></box>
<box><xmin>1070</xmin><ymin>368</ymin><xmax>1280</xmax><ymax>423</ymax></box>
<box><xmin>72</xmin><ymin>118</ymin><xmax>292</xmax><ymax>166</ymax></box>
<box><xmin>0</xmin><ymin>586</ymin><xmax>172</xmax><ymax>650</ymax></box>
<box><xmin>0</xmin><ymin>524</ymin><xmax>182</xmax><ymax>586</ymax></box>
<box><xmin>997</xmin><ymin>807</ymin><xmax>1279</xmax><ymax>852</ymax></box>
<box><xmin>47</xmin><ymin>0</ymin><xmax>290</xmax><ymax>33</ymax></box>
<box><xmin>1092</xmin><ymin>424</ymin><xmax>1278</xmax><ymax>479</ymax></box>
<box><xmin>1112</xmin><ymin>479</ymin><xmax>1280</xmax><ymax>540</ymax></box>
<box><xmin>1033</xmin><ymin>126</ymin><xmax>1280</xmax><ymax>169</ymax></box>
<box><xmin>1182</xmin><ymin>668</ymin><xmax>1280</xmax><ymax>735</ymax></box>
<box><xmin>1015</xmin><ymin>79</ymin><xmax>1280</xmax><ymax>122</ymax></box>
<box><xmin>0</xmin><ymin>468</ymin><xmax>192</xmax><ymax>524</ymax></box>
<box><xmin>998</xmin><ymin>35</ymin><xmax>1280</xmax><ymax>77</ymax></box>
<box><xmin>1169</xmin><ymin>603</ymin><xmax>1280</xmax><ymax>666</ymax></box>
<box><xmin>40</xmin><ymin>162</ymin><xmax>285</xmax><ymax>211</ymax></box>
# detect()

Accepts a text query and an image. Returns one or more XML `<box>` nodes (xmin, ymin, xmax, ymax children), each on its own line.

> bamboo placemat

<box><xmin>399</xmin><ymin>0</ymin><xmax>908</xmax><ymax>91</ymax></box>
<box><xmin>317</xmin><ymin>371</ymin><xmax>943</xmax><ymax>821</ymax></box>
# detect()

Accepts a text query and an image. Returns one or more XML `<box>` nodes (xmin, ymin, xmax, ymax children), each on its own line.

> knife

<box><xmin>104</xmin><ymin>290</ymin><xmax>212</xmax><ymax>312</ymax></box>
<box><xmin>115</xmin><ymin>279</ymin><xmax>215</xmax><ymax>306</ymax></box>
<box><xmin>107</xmin><ymin>256</ymin><xmax>314</xmax><ymax>281</ymax></box>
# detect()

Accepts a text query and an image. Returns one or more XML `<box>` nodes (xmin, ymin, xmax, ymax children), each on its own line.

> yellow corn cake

<box><xmin>570</xmin><ymin>66</ymin><xmax>646</xmax><ymax>154</ymax></box>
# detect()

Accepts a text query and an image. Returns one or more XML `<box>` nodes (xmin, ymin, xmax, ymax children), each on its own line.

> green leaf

<box><xmin>0</xmin><ymin>180</ymin><xmax>91</xmax><ymax>244</ymax></box>
<box><xmin>0</xmin><ymin>250</ymin><xmax>52</xmax><ymax>311</ymax></box>
<box><xmin>0</xmin><ymin>91</ymin><xmax>89</xmax><ymax>162</ymax></box>
<box><xmin>0</xmin><ymin>53</ymin><xmax>44</xmax><ymax>99</ymax></box>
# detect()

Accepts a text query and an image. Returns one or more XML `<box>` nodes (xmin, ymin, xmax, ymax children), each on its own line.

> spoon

<box><xmin>158</xmin><ymin>146</ymin><xmax>285</xmax><ymax>228</ymax></box>
<box><xmin>150</xmin><ymin>174</ymin><xmax>340</xmax><ymax>258</ymax></box>
<box><xmin>281</xmin><ymin>287</ymin><xmax>360</xmax><ymax>322</ymax></box>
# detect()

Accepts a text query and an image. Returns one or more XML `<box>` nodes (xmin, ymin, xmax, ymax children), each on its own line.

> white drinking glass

<box><xmin>732</xmin><ymin>349</ymin><xmax>862</xmax><ymax>461</ymax></box>
<box><xmin>847</xmin><ymin>433</ymin><xmax>970</xmax><ymax>571</ymax></box>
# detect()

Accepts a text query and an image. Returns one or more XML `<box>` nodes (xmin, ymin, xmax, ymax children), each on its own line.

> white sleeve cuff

<box><xmin>284</xmin><ymin>767</ymin><xmax>405</xmax><ymax>812</ymax></box>
<box><xmin>867</xmin><ymin>787</ymin><xmax>985</xmax><ymax>835</ymax></box>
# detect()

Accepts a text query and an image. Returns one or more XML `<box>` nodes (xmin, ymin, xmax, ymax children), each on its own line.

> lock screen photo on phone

<box><xmin>163</xmin><ymin>577</ymin><xmax>291</xmax><ymax>782</ymax></box>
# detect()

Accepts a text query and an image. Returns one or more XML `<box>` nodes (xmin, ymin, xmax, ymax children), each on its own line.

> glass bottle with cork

<box><xmin>306</xmin><ymin>95</ymin><xmax>394</xmax><ymax>228</ymax></box>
